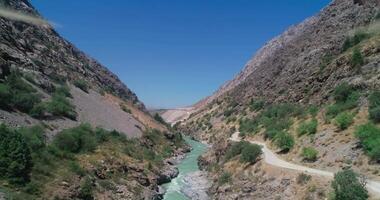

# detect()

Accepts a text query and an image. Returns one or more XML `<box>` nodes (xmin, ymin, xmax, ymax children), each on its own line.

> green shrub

<box><xmin>369</xmin><ymin>91</ymin><xmax>380</xmax><ymax>109</ymax></box>
<box><xmin>239</xmin><ymin>118</ymin><xmax>260</xmax><ymax>135</ymax></box>
<box><xmin>53</xmin><ymin>124</ymin><xmax>97</xmax><ymax>153</ymax></box>
<box><xmin>0</xmin><ymin>83</ymin><xmax>11</xmax><ymax>109</ymax></box>
<box><xmin>154</xmin><ymin>113</ymin><xmax>166</xmax><ymax>124</ymax></box>
<box><xmin>78</xmin><ymin>177</ymin><xmax>94</xmax><ymax>200</ymax></box>
<box><xmin>223</xmin><ymin>109</ymin><xmax>234</xmax><ymax>117</ymax></box>
<box><xmin>368</xmin><ymin>91</ymin><xmax>380</xmax><ymax>123</ymax></box>
<box><xmin>46</xmin><ymin>93</ymin><xmax>77</xmax><ymax>120</ymax></box>
<box><xmin>240</xmin><ymin>143</ymin><xmax>262</xmax><ymax>164</ymax></box>
<box><xmin>73</xmin><ymin>80</ymin><xmax>89</xmax><ymax>93</ymax></box>
<box><xmin>225</xmin><ymin>141</ymin><xmax>245</xmax><ymax>160</ymax></box>
<box><xmin>298</xmin><ymin>118</ymin><xmax>318</xmax><ymax>136</ymax></box>
<box><xmin>274</xmin><ymin>132</ymin><xmax>294</xmax><ymax>151</ymax></box>
<box><xmin>18</xmin><ymin>125</ymin><xmax>45</xmax><ymax>152</ymax></box>
<box><xmin>12</xmin><ymin>92</ymin><xmax>41</xmax><ymax>113</ymax></box>
<box><xmin>120</xmin><ymin>104</ymin><xmax>132</xmax><ymax>114</ymax></box>
<box><xmin>218</xmin><ymin>172</ymin><xmax>232</xmax><ymax>185</ymax></box>
<box><xmin>326</xmin><ymin>84</ymin><xmax>359</xmax><ymax>119</ymax></box>
<box><xmin>250</xmin><ymin>99</ymin><xmax>265</xmax><ymax>111</ymax></box>
<box><xmin>355</xmin><ymin>123</ymin><xmax>380</xmax><ymax>161</ymax></box>
<box><xmin>301</xmin><ymin>147</ymin><xmax>318</xmax><ymax>162</ymax></box>
<box><xmin>334</xmin><ymin>112</ymin><xmax>354</xmax><ymax>130</ymax></box>
<box><xmin>351</xmin><ymin>48</ymin><xmax>364</xmax><ymax>68</ymax></box>
<box><xmin>29</xmin><ymin>103</ymin><xmax>47</xmax><ymax>118</ymax></box>
<box><xmin>0</xmin><ymin>73</ymin><xmax>41</xmax><ymax>113</ymax></box>
<box><xmin>55</xmin><ymin>85</ymin><xmax>72</xmax><ymax>98</ymax></box>
<box><xmin>69</xmin><ymin>161</ymin><xmax>86</xmax><ymax>176</ymax></box>
<box><xmin>307</xmin><ymin>106</ymin><xmax>319</xmax><ymax>117</ymax></box>
<box><xmin>331</xmin><ymin>169</ymin><xmax>368</xmax><ymax>200</ymax></box>
<box><xmin>333</xmin><ymin>83</ymin><xmax>357</xmax><ymax>103</ymax></box>
<box><xmin>0</xmin><ymin>124</ymin><xmax>33</xmax><ymax>184</ymax></box>
<box><xmin>342</xmin><ymin>32</ymin><xmax>370</xmax><ymax>52</ymax></box>
<box><xmin>369</xmin><ymin>107</ymin><xmax>380</xmax><ymax>123</ymax></box>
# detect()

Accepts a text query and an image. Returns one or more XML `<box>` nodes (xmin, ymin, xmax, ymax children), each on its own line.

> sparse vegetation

<box><xmin>342</xmin><ymin>32</ymin><xmax>370</xmax><ymax>52</ymax></box>
<box><xmin>351</xmin><ymin>48</ymin><xmax>364</xmax><ymax>69</ymax></box>
<box><xmin>274</xmin><ymin>132</ymin><xmax>294</xmax><ymax>152</ymax></box>
<box><xmin>249</xmin><ymin>99</ymin><xmax>265</xmax><ymax>111</ymax></box>
<box><xmin>0</xmin><ymin>72</ymin><xmax>41</xmax><ymax>113</ymax></box>
<box><xmin>334</xmin><ymin>112</ymin><xmax>354</xmax><ymax>130</ymax></box>
<box><xmin>355</xmin><ymin>123</ymin><xmax>380</xmax><ymax>161</ymax></box>
<box><xmin>369</xmin><ymin>91</ymin><xmax>380</xmax><ymax>123</ymax></box>
<box><xmin>298</xmin><ymin>118</ymin><xmax>318</xmax><ymax>136</ymax></box>
<box><xmin>73</xmin><ymin>79</ymin><xmax>89</xmax><ymax>93</ymax></box>
<box><xmin>218</xmin><ymin>172</ymin><xmax>232</xmax><ymax>185</ymax></box>
<box><xmin>301</xmin><ymin>147</ymin><xmax>318</xmax><ymax>162</ymax></box>
<box><xmin>297</xmin><ymin>173</ymin><xmax>311</xmax><ymax>185</ymax></box>
<box><xmin>239</xmin><ymin>118</ymin><xmax>260</xmax><ymax>135</ymax></box>
<box><xmin>240</xmin><ymin>143</ymin><xmax>262</xmax><ymax>164</ymax></box>
<box><xmin>120</xmin><ymin>103</ymin><xmax>132</xmax><ymax>114</ymax></box>
<box><xmin>225</xmin><ymin>141</ymin><xmax>262</xmax><ymax>164</ymax></box>
<box><xmin>326</xmin><ymin>83</ymin><xmax>359</xmax><ymax>119</ymax></box>
<box><xmin>331</xmin><ymin>169</ymin><xmax>368</xmax><ymax>200</ymax></box>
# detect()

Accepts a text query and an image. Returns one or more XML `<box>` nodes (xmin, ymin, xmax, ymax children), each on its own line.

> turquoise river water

<box><xmin>162</xmin><ymin>137</ymin><xmax>207</xmax><ymax>200</ymax></box>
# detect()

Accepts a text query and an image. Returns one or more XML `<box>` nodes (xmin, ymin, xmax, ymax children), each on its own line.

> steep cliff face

<box><xmin>199</xmin><ymin>0</ymin><xmax>378</xmax><ymax>108</ymax></box>
<box><xmin>0</xmin><ymin>0</ymin><xmax>168</xmax><ymax>137</ymax></box>
<box><xmin>0</xmin><ymin>0</ymin><xmax>142</xmax><ymax>107</ymax></box>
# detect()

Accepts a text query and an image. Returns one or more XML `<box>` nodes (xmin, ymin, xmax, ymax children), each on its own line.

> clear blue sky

<box><xmin>31</xmin><ymin>0</ymin><xmax>330</xmax><ymax>109</ymax></box>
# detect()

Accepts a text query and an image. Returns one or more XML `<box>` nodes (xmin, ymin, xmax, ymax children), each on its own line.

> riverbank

<box><xmin>162</xmin><ymin>137</ymin><xmax>209</xmax><ymax>200</ymax></box>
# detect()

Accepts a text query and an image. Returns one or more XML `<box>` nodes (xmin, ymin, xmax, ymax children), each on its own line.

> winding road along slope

<box><xmin>229</xmin><ymin>132</ymin><xmax>380</xmax><ymax>197</ymax></box>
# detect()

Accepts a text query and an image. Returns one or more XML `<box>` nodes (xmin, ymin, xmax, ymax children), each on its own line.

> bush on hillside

<box><xmin>18</xmin><ymin>125</ymin><xmax>46</xmax><ymax>153</ymax></box>
<box><xmin>78</xmin><ymin>177</ymin><xmax>94</xmax><ymax>200</ymax></box>
<box><xmin>297</xmin><ymin>118</ymin><xmax>318</xmax><ymax>136</ymax></box>
<box><xmin>369</xmin><ymin>107</ymin><xmax>380</xmax><ymax>123</ymax></box>
<box><xmin>0</xmin><ymin>124</ymin><xmax>33</xmax><ymax>184</ymax></box>
<box><xmin>154</xmin><ymin>113</ymin><xmax>166</xmax><ymax>124</ymax></box>
<box><xmin>326</xmin><ymin>83</ymin><xmax>359</xmax><ymax>119</ymax></box>
<box><xmin>218</xmin><ymin>172</ymin><xmax>232</xmax><ymax>185</ymax></box>
<box><xmin>274</xmin><ymin>132</ymin><xmax>294</xmax><ymax>152</ymax></box>
<box><xmin>369</xmin><ymin>91</ymin><xmax>380</xmax><ymax>123</ymax></box>
<box><xmin>73</xmin><ymin>80</ymin><xmax>89</xmax><ymax>93</ymax></box>
<box><xmin>120</xmin><ymin>104</ymin><xmax>132</xmax><ymax>114</ymax></box>
<box><xmin>333</xmin><ymin>83</ymin><xmax>357</xmax><ymax>103</ymax></box>
<box><xmin>355</xmin><ymin>123</ymin><xmax>380</xmax><ymax>161</ymax></box>
<box><xmin>46</xmin><ymin>93</ymin><xmax>77</xmax><ymax>120</ymax></box>
<box><xmin>342</xmin><ymin>32</ymin><xmax>371</xmax><ymax>52</ymax></box>
<box><xmin>249</xmin><ymin>99</ymin><xmax>265</xmax><ymax>111</ymax></box>
<box><xmin>240</xmin><ymin>143</ymin><xmax>262</xmax><ymax>164</ymax></box>
<box><xmin>307</xmin><ymin>106</ymin><xmax>319</xmax><ymax>117</ymax></box>
<box><xmin>351</xmin><ymin>48</ymin><xmax>364</xmax><ymax>69</ymax></box>
<box><xmin>334</xmin><ymin>112</ymin><xmax>354</xmax><ymax>130</ymax></box>
<box><xmin>301</xmin><ymin>147</ymin><xmax>318</xmax><ymax>162</ymax></box>
<box><xmin>331</xmin><ymin>169</ymin><xmax>368</xmax><ymax>200</ymax></box>
<box><xmin>0</xmin><ymin>73</ymin><xmax>41</xmax><ymax>113</ymax></box>
<box><xmin>239</xmin><ymin>118</ymin><xmax>260</xmax><ymax>135</ymax></box>
<box><xmin>225</xmin><ymin>141</ymin><xmax>262</xmax><ymax>164</ymax></box>
<box><xmin>54</xmin><ymin>85</ymin><xmax>72</xmax><ymax>98</ymax></box>
<box><xmin>53</xmin><ymin>124</ymin><xmax>97</xmax><ymax>153</ymax></box>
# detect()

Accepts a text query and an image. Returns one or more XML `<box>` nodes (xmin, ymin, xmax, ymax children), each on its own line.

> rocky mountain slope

<box><xmin>0</xmin><ymin>0</ymin><xmax>167</xmax><ymax>137</ymax></box>
<box><xmin>0</xmin><ymin>0</ymin><xmax>187</xmax><ymax>199</ymax></box>
<box><xmin>176</xmin><ymin>0</ymin><xmax>380</xmax><ymax>199</ymax></box>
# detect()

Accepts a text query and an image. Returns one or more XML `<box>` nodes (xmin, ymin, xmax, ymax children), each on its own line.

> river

<box><xmin>162</xmin><ymin>137</ymin><xmax>208</xmax><ymax>200</ymax></box>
